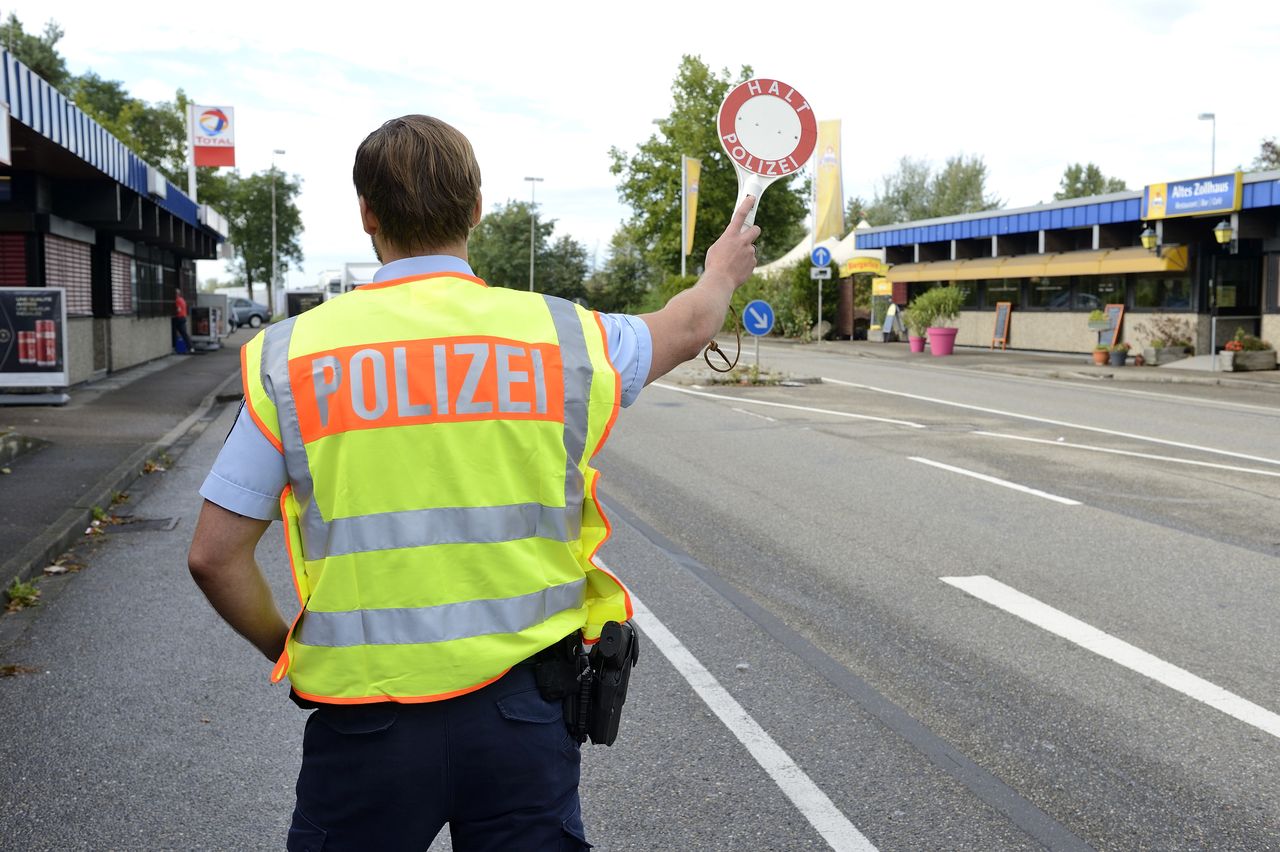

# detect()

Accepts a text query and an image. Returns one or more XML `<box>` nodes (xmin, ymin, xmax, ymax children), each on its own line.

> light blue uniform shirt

<box><xmin>199</xmin><ymin>256</ymin><xmax>652</xmax><ymax>521</ymax></box>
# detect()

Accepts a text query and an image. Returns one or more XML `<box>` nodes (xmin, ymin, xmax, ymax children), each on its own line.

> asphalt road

<box><xmin>1</xmin><ymin>344</ymin><xmax>1277</xmax><ymax>850</ymax></box>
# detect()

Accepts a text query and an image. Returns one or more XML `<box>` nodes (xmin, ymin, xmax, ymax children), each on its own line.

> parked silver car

<box><xmin>229</xmin><ymin>297</ymin><xmax>269</xmax><ymax>328</ymax></box>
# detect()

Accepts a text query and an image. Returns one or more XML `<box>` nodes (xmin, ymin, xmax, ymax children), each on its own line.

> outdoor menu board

<box><xmin>0</xmin><ymin>288</ymin><xmax>69</xmax><ymax>387</ymax></box>
<box><xmin>991</xmin><ymin>301</ymin><xmax>1011</xmax><ymax>350</ymax></box>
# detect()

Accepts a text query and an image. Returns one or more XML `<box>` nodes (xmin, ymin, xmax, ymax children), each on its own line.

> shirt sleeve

<box><xmin>198</xmin><ymin>406</ymin><xmax>288</xmax><ymax>520</ymax></box>
<box><xmin>597</xmin><ymin>312</ymin><xmax>653</xmax><ymax>408</ymax></box>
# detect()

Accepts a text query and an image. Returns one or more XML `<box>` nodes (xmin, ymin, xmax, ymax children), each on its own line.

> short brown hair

<box><xmin>353</xmin><ymin>115</ymin><xmax>482</xmax><ymax>252</ymax></box>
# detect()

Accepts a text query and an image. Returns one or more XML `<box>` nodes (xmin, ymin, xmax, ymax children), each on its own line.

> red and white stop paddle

<box><xmin>717</xmin><ymin>78</ymin><xmax>818</xmax><ymax>228</ymax></box>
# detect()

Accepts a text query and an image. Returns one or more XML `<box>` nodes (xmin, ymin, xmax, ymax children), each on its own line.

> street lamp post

<box><xmin>271</xmin><ymin>148</ymin><xmax>286</xmax><ymax>316</ymax></box>
<box><xmin>524</xmin><ymin>176</ymin><xmax>543</xmax><ymax>291</ymax></box>
<box><xmin>1198</xmin><ymin>113</ymin><xmax>1215</xmax><ymax>173</ymax></box>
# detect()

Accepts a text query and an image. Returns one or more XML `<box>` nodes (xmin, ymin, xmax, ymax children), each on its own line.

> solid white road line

<box><xmin>942</xmin><ymin>575</ymin><xmax>1280</xmax><ymax>741</ymax></box>
<box><xmin>973</xmin><ymin>431</ymin><xmax>1280</xmax><ymax>479</ymax></box>
<box><xmin>909</xmin><ymin>457</ymin><xmax>1082</xmax><ymax>506</ymax></box>
<box><xmin>652</xmin><ymin>382</ymin><xmax>925</xmax><ymax>429</ymax></box>
<box><xmin>822</xmin><ymin>377</ymin><xmax>1280</xmax><ymax>467</ymax></box>
<box><xmin>624</xmin><ymin>590</ymin><xmax>877</xmax><ymax>851</ymax></box>
<box><xmin>732</xmin><ymin>407</ymin><xmax>777</xmax><ymax>422</ymax></box>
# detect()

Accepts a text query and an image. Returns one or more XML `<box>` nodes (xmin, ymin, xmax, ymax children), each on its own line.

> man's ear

<box><xmin>471</xmin><ymin>194</ymin><xmax>483</xmax><ymax>228</ymax></box>
<box><xmin>359</xmin><ymin>196</ymin><xmax>380</xmax><ymax>237</ymax></box>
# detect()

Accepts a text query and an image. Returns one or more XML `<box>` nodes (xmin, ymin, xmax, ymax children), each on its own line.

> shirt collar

<box><xmin>372</xmin><ymin>255</ymin><xmax>475</xmax><ymax>283</ymax></box>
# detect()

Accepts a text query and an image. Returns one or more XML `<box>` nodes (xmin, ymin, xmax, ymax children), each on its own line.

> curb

<box><xmin>0</xmin><ymin>370</ymin><xmax>242</xmax><ymax>594</ymax></box>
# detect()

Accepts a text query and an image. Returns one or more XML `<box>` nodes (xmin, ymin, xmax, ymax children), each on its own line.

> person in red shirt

<box><xmin>173</xmin><ymin>291</ymin><xmax>194</xmax><ymax>354</ymax></box>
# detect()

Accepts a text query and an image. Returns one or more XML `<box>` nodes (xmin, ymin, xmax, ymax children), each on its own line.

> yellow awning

<box><xmin>886</xmin><ymin>258</ymin><xmax>1005</xmax><ymax>282</ymax></box>
<box><xmin>885</xmin><ymin>245</ymin><xmax>1188</xmax><ymax>283</ymax></box>
<box><xmin>997</xmin><ymin>254</ymin><xmax>1053</xmax><ymax>277</ymax></box>
<box><xmin>1097</xmin><ymin>245</ymin><xmax>1188</xmax><ymax>274</ymax></box>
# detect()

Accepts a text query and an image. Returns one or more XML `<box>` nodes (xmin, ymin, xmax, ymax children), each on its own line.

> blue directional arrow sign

<box><xmin>810</xmin><ymin>245</ymin><xmax>831</xmax><ymax>268</ymax></box>
<box><xmin>744</xmin><ymin>299</ymin><xmax>775</xmax><ymax>337</ymax></box>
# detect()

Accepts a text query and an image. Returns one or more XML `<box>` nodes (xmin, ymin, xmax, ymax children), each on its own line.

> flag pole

<box><xmin>680</xmin><ymin>156</ymin><xmax>687</xmax><ymax>278</ymax></box>
<box><xmin>187</xmin><ymin>103</ymin><xmax>198</xmax><ymax>202</ymax></box>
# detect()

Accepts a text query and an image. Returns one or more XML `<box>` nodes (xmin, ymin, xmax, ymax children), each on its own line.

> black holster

<box><xmin>534</xmin><ymin>620</ymin><xmax>640</xmax><ymax>747</ymax></box>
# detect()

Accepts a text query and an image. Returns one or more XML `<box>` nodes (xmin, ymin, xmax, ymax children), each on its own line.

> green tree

<box><xmin>1054</xmin><ymin>162</ymin><xmax>1127</xmax><ymax>200</ymax></box>
<box><xmin>586</xmin><ymin>224</ymin><xmax>656</xmax><ymax>313</ymax></box>
<box><xmin>608</xmin><ymin>55</ymin><xmax>808</xmax><ymax>274</ymax></box>
<box><xmin>1253</xmin><ymin>138</ymin><xmax>1279</xmax><ymax>171</ymax></box>
<box><xmin>469</xmin><ymin>200</ymin><xmax>588</xmax><ymax>299</ymax></box>
<box><xmin>70</xmin><ymin>73</ymin><xmax>191</xmax><ymax>184</ymax></box>
<box><xmin>202</xmin><ymin>169</ymin><xmax>304</xmax><ymax>309</ymax></box>
<box><xmin>857</xmin><ymin>155</ymin><xmax>1002</xmax><ymax>225</ymax></box>
<box><xmin>0</xmin><ymin>13</ymin><xmax>68</xmax><ymax>87</ymax></box>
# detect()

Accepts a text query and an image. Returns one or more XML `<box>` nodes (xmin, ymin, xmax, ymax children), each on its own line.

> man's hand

<box><xmin>641</xmin><ymin>196</ymin><xmax>762</xmax><ymax>383</ymax></box>
<box><xmin>704</xmin><ymin>196</ymin><xmax>762</xmax><ymax>288</ymax></box>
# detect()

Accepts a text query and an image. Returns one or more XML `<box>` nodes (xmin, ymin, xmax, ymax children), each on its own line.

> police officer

<box><xmin>187</xmin><ymin>114</ymin><xmax>761</xmax><ymax>851</ymax></box>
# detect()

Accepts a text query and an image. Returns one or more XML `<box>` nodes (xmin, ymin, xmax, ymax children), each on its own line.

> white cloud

<box><xmin>17</xmin><ymin>0</ymin><xmax>1280</xmax><ymax>287</ymax></box>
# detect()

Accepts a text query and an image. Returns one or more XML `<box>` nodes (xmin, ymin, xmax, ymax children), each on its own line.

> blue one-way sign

<box><xmin>744</xmin><ymin>299</ymin><xmax>775</xmax><ymax>336</ymax></box>
<box><xmin>810</xmin><ymin>245</ymin><xmax>831</xmax><ymax>268</ymax></box>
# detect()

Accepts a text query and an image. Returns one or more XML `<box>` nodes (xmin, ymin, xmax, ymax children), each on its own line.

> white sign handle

<box><xmin>735</xmin><ymin>173</ymin><xmax>767</xmax><ymax>230</ymax></box>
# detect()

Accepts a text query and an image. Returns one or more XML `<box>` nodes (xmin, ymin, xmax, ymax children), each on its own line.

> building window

<box><xmin>111</xmin><ymin>252</ymin><xmax>134</xmax><ymax>315</ymax></box>
<box><xmin>134</xmin><ymin>261</ymin><xmax>168</xmax><ymax>318</ymax></box>
<box><xmin>1133</xmin><ymin>273</ymin><xmax>1192</xmax><ymax>310</ymax></box>
<box><xmin>1075</xmin><ymin>275</ymin><xmax>1124</xmax><ymax>311</ymax></box>
<box><xmin>44</xmin><ymin>235</ymin><xmax>93</xmax><ymax>316</ymax></box>
<box><xmin>986</xmin><ymin>279</ymin><xmax>1022</xmax><ymax>307</ymax></box>
<box><xmin>955</xmin><ymin>281</ymin><xmax>980</xmax><ymax>309</ymax></box>
<box><xmin>1027</xmin><ymin>276</ymin><xmax>1071</xmax><ymax>309</ymax></box>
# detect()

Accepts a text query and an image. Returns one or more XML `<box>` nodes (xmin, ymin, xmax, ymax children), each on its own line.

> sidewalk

<box><xmin>0</xmin><ymin>328</ymin><xmax>248</xmax><ymax>591</ymax></box>
<box><xmin>737</xmin><ymin>337</ymin><xmax>1280</xmax><ymax>393</ymax></box>
<box><xmin>2</xmin><ymin>329</ymin><xmax>1277</xmax><ymax>595</ymax></box>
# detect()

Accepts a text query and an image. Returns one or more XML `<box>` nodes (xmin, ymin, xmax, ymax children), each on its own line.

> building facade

<box><xmin>855</xmin><ymin>171</ymin><xmax>1280</xmax><ymax>355</ymax></box>
<box><xmin>0</xmin><ymin>50</ymin><xmax>226</xmax><ymax>386</ymax></box>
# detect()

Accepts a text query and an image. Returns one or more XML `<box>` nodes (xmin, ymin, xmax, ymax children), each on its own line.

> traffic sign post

<box><xmin>744</xmin><ymin>299</ymin><xmax>775</xmax><ymax>373</ymax></box>
<box><xmin>809</xmin><ymin>263</ymin><xmax>832</xmax><ymax>343</ymax></box>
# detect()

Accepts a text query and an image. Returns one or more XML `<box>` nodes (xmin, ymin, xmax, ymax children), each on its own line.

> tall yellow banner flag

<box><xmin>682</xmin><ymin>156</ymin><xmax>701</xmax><ymax>260</ymax></box>
<box><xmin>813</xmin><ymin>120</ymin><xmax>844</xmax><ymax>243</ymax></box>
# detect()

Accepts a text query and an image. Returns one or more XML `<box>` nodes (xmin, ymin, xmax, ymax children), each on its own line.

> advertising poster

<box><xmin>0</xmin><ymin>288</ymin><xmax>69</xmax><ymax>387</ymax></box>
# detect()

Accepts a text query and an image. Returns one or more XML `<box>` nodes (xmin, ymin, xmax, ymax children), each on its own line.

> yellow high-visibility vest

<box><xmin>242</xmin><ymin>271</ymin><xmax>631</xmax><ymax>704</ymax></box>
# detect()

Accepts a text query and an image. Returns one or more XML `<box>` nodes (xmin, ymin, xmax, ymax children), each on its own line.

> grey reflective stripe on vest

<box><xmin>542</xmin><ymin>295</ymin><xmax>588</xmax><ymax>542</ymax></box>
<box><xmin>260</xmin><ymin>294</ymin><xmax>596</xmax><ymax>560</ymax></box>
<box><xmin>297</xmin><ymin>577</ymin><xmax>586</xmax><ymax>647</ymax></box>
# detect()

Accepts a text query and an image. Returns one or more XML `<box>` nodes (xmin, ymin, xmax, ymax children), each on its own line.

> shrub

<box><xmin>1227</xmin><ymin>328</ymin><xmax>1273</xmax><ymax>352</ymax></box>
<box><xmin>908</xmin><ymin>285</ymin><xmax>965</xmax><ymax>329</ymax></box>
<box><xmin>1134</xmin><ymin>315</ymin><xmax>1194</xmax><ymax>349</ymax></box>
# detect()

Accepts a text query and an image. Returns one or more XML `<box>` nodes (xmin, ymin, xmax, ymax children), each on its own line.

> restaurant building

<box><xmin>854</xmin><ymin>170</ymin><xmax>1280</xmax><ymax>354</ymax></box>
<box><xmin>0</xmin><ymin>50</ymin><xmax>227</xmax><ymax>388</ymax></box>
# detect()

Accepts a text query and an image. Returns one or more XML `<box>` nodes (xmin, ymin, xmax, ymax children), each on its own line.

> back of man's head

<box><xmin>353</xmin><ymin>115</ymin><xmax>481</xmax><ymax>254</ymax></box>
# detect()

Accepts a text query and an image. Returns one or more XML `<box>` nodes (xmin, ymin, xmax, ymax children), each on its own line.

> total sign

<box><xmin>810</xmin><ymin>246</ymin><xmax>831</xmax><ymax>268</ymax></box>
<box><xmin>744</xmin><ymin>299</ymin><xmax>775</xmax><ymax>337</ymax></box>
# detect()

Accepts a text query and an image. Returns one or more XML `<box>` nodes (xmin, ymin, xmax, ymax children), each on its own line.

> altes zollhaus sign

<box><xmin>1142</xmin><ymin>171</ymin><xmax>1243</xmax><ymax>220</ymax></box>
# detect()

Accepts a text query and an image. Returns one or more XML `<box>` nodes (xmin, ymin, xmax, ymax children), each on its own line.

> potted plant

<box><xmin>901</xmin><ymin>306</ymin><xmax>927</xmax><ymax>353</ymax></box>
<box><xmin>1087</xmin><ymin>309</ymin><xmax>1110</xmax><ymax>331</ymax></box>
<box><xmin>1092</xmin><ymin>344</ymin><xmax>1110</xmax><ymax>365</ymax></box>
<box><xmin>1108</xmin><ymin>341</ymin><xmax>1130</xmax><ymax>367</ymax></box>
<box><xmin>911</xmin><ymin>285</ymin><xmax>965</xmax><ymax>356</ymax></box>
<box><xmin>1221</xmin><ymin>329</ymin><xmax>1277</xmax><ymax>371</ymax></box>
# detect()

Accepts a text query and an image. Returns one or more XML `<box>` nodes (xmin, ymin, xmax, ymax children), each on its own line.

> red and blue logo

<box><xmin>198</xmin><ymin>108</ymin><xmax>230</xmax><ymax>136</ymax></box>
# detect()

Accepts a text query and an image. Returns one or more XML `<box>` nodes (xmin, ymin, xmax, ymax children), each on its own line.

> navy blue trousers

<box><xmin>287</xmin><ymin>665</ymin><xmax>589</xmax><ymax>851</ymax></box>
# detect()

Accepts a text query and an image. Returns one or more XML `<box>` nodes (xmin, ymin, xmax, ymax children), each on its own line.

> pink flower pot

<box><xmin>927</xmin><ymin>327</ymin><xmax>958</xmax><ymax>356</ymax></box>
<box><xmin>909</xmin><ymin>335</ymin><xmax>925</xmax><ymax>353</ymax></box>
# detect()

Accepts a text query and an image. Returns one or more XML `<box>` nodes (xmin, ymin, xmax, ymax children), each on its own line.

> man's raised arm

<box><xmin>640</xmin><ymin>196</ymin><xmax>762</xmax><ymax>383</ymax></box>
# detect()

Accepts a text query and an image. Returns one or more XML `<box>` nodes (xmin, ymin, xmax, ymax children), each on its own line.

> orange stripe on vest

<box><xmin>291</xmin><ymin>335</ymin><xmax>565</xmax><ymax>443</ymax></box>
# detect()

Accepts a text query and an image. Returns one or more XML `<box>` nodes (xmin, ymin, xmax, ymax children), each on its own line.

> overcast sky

<box><xmin>16</xmin><ymin>0</ymin><xmax>1280</xmax><ymax>288</ymax></box>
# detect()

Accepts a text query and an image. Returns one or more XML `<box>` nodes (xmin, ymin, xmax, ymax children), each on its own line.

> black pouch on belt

<box><xmin>585</xmin><ymin>620</ymin><xmax>640</xmax><ymax>746</ymax></box>
<box><xmin>532</xmin><ymin>633</ymin><xmax>582</xmax><ymax>700</ymax></box>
